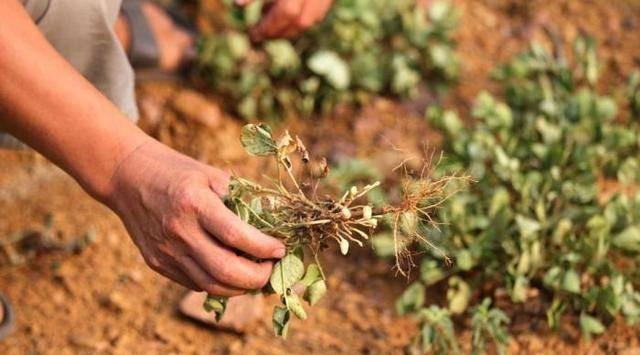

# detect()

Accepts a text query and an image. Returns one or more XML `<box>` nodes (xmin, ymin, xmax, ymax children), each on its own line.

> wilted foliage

<box><xmin>203</xmin><ymin>123</ymin><xmax>468</xmax><ymax>337</ymax></box>
<box><xmin>196</xmin><ymin>0</ymin><xmax>459</xmax><ymax>120</ymax></box>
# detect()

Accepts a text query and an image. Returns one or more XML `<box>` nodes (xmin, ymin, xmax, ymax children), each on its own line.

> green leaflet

<box><xmin>265</xmin><ymin>40</ymin><xmax>300</xmax><ymax>76</ymax></box>
<box><xmin>420</xmin><ymin>259</ymin><xmax>445</xmax><ymax>285</ymax></box>
<box><xmin>455</xmin><ymin>249</ymin><xmax>474</xmax><ymax>271</ymax></box>
<box><xmin>203</xmin><ymin>295</ymin><xmax>228</xmax><ymax>322</ymax></box>
<box><xmin>371</xmin><ymin>233</ymin><xmax>396</xmax><ymax>258</ymax></box>
<box><xmin>307</xmin><ymin>51</ymin><xmax>351</xmax><ymax>90</ymax></box>
<box><xmin>447</xmin><ymin>277</ymin><xmax>471</xmax><ymax>314</ymax></box>
<box><xmin>613</xmin><ymin>226</ymin><xmax>640</xmax><ymax>252</ymax></box>
<box><xmin>285</xmin><ymin>293</ymin><xmax>308</xmax><ymax>320</ymax></box>
<box><xmin>416</xmin><ymin>306</ymin><xmax>460</xmax><ymax>354</ymax></box>
<box><xmin>396</xmin><ymin>282</ymin><xmax>425</xmax><ymax>315</ymax></box>
<box><xmin>270</xmin><ymin>253</ymin><xmax>305</xmax><ymax>295</ymax></box>
<box><xmin>562</xmin><ymin>269</ymin><xmax>581</xmax><ymax>294</ymax></box>
<box><xmin>579</xmin><ymin>313</ymin><xmax>605</xmax><ymax>339</ymax></box>
<box><xmin>240</xmin><ymin>124</ymin><xmax>277</xmax><ymax>156</ymax></box>
<box><xmin>272</xmin><ymin>306</ymin><xmax>291</xmax><ymax>338</ymax></box>
<box><xmin>300</xmin><ymin>263</ymin><xmax>323</xmax><ymax>287</ymax></box>
<box><xmin>471</xmin><ymin>298</ymin><xmax>510</xmax><ymax>355</ymax></box>
<box><xmin>305</xmin><ymin>280</ymin><xmax>328</xmax><ymax>306</ymax></box>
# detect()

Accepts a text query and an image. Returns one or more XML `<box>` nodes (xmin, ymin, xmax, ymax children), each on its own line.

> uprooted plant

<box><xmin>202</xmin><ymin>123</ymin><xmax>469</xmax><ymax>337</ymax></box>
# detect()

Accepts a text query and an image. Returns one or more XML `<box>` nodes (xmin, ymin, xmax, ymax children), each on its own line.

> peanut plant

<box><xmin>196</xmin><ymin>0</ymin><xmax>459</xmax><ymax>120</ymax></box>
<box><xmin>390</xmin><ymin>37</ymin><xmax>640</xmax><ymax>353</ymax></box>
<box><xmin>203</xmin><ymin>123</ymin><xmax>468</xmax><ymax>337</ymax></box>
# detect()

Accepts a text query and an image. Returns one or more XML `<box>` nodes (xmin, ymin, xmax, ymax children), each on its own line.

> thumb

<box><xmin>235</xmin><ymin>0</ymin><xmax>253</xmax><ymax>6</ymax></box>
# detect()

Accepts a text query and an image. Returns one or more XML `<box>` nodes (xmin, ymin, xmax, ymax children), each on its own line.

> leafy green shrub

<box><xmin>349</xmin><ymin>37</ymin><xmax>640</xmax><ymax>350</ymax></box>
<box><xmin>196</xmin><ymin>0</ymin><xmax>459</xmax><ymax>120</ymax></box>
<box><xmin>417</xmin><ymin>37</ymin><xmax>640</xmax><ymax>342</ymax></box>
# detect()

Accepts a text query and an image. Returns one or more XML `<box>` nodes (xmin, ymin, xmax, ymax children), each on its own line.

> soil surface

<box><xmin>2</xmin><ymin>0</ymin><xmax>640</xmax><ymax>354</ymax></box>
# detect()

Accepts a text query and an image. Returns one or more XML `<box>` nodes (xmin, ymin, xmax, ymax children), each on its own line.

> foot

<box><xmin>179</xmin><ymin>291</ymin><xmax>264</xmax><ymax>333</ymax></box>
<box><xmin>115</xmin><ymin>1</ymin><xmax>194</xmax><ymax>72</ymax></box>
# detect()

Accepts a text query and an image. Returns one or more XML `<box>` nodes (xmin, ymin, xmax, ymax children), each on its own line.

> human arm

<box><xmin>0</xmin><ymin>0</ymin><xmax>284</xmax><ymax>296</ymax></box>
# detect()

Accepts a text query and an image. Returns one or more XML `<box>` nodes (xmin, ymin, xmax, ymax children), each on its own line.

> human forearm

<box><xmin>0</xmin><ymin>0</ymin><xmax>149</xmax><ymax>201</ymax></box>
<box><xmin>0</xmin><ymin>0</ymin><xmax>285</xmax><ymax>296</ymax></box>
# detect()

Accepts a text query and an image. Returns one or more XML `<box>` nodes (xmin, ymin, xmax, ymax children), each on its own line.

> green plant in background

<box><xmin>197</xmin><ymin>0</ymin><xmax>459</xmax><ymax>120</ymax></box>
<box><xmin>471</xmin><ymin>298</ymin><xmax>510</xmax><ymax>355</ymax></box>
<box><xmin>423</xmin><ymin>37</ymin><xmax>640</xmax><ymax>343</ymax></box>
<box><xmin>411</xmin><ymin>305</ymin><xmax>460</xmax><ymax>355</ymax></box>
<box><xmin>346</xmin><ymin>37</ymin><xmax>640</xmax><ymax>350</ymax></box>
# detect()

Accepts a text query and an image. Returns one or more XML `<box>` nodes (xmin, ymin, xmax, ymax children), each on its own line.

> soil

<box><xmin>2</xmin><ymin>0</ymin><xmax>640</xmax><ymax>354</ymax></box>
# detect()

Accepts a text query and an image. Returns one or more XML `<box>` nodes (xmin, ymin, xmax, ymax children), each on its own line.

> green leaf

<box><xmin>238</xmin><ymin>96</ymin><xmax>257</xmax><ymax>119</ymax></box>
<box><xmin>447</xmin><ymin>277</ymin><xmax>471</xmax><ymax>314</ymax></box>
<box><xmin>301</xmin><ymin>263</ymin><xmax>323</xmax><ymax>286</ymax></box>
<box><xmin>265</xmin><ymin>40</ymin><xmax>300</xmax><ymax>75</ymax></box>
<box><xmin>546</xmin><ymin>298</ymin><xmax>566</xmax><ymax>330</ymax></box>
<box><xmin>509</xmin><ymin>275</ymin><xmax>529</xmax><ymax>303</ymax></box>
<box><xmin>240</xmin><ymin>123</ymin><xmax>277</xmax><ymax>156</ymax></box>
<box><xmin>579</xmin><ymin>313</ymin><xmax>605</xmax><ymax>339</ymax></box>
<box><xmin>226</xmin><ymin>33</ymin><xmax>250</xmax><ymax>59</ymax></box>
<box><xmin>515</xmin><ymin>215</ymin><xmax>541</xmax><ymax>239</ymax></box>
<box><xmin>618</xmin><ymin>158</ymin><xmax>640</xmax><ymax>185</ymax></box>
<box><xmin>391</xmin><ymin>55</ymin><xmax>420</xmax><ymax>96</ymax></box>
<box><xmin>562</xmin><ymin>269</ymin><xmax>581</xmax><ymax>294</ymax></box>
<box><xmin>272</xmin><ymin>306</ymin><xmax>291</xmax><ymax>338</ymax></box>
<box><xmin>307</xmin><ymin>50</ymin><xmax>350</xmax><ymax>90</ymax></box>
<box><xmin>489</xmin><ymin>187</ymin><xmax>511</xmax><ymax>217</ymax></box>
<box><xmin>270</xmin><ymin>253</ymin><xmax>305</xmax><ymax>295</ymax></box>
<box><xmin>455</xmin><ymin>249</ymin><xmax>474</xmax><ymax>271</ymax></box>
<box><xmin>420</xmin><ymin>259</ymin><xmax>445</xmax><ymax>285</ymax></box>
<box><xmin>371</xmin><ymin>233</ymin><xmax>396</xmax><ymax>258</ymax></box>
<box><xmin>203</xmin><ymin>295</ymin><xmax>228</xmax><ymax>322</ymax></box>
<box><xmin>613</xmin><ymin>226</ymin><xmax>640</xmax><ymax>252</ymax></box>
<box><xmin>304</xmin><ymin>280</ymin><xmax>327</xmax><ymax>306</ymax></box>
<box><xmin>285</xmin><ymin>292</ymin><xmax>308</xmax><ymax>320</ymax></box>
<box><xmin>396</xmin><ymin>282</ymin><xmax>425</xmax><ymax>315</ymax></box>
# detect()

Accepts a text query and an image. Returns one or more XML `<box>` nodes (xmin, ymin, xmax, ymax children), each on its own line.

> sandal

<box><xmin>0</xmin><ymin>293</ymin><xmax>15</xmax><ymax>342</ymax></box>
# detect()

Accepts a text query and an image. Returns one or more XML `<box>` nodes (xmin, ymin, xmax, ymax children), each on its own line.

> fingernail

<box><xmin>272</xmin><ymin>246</ymin><xmax>286</xmax><ymax>258</ymax></box>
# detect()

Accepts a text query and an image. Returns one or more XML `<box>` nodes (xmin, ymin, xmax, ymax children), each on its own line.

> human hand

<box><xmin>105</xmin><ymin>140</ymin><xmax>286</xmax><ymax>297</ymax></box>
<box><xmin>236</xmin><ymin>0</ymin><xmax>333</xmax><ymax>41</ymax></box>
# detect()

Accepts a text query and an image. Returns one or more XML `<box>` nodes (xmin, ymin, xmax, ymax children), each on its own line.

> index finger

<box><xmin>199</xmin><ymin>193</ymin><xmax>286</xmax><ymax>260</ymax></box>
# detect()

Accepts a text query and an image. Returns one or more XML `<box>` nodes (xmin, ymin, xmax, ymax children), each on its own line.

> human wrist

<box><xmin>80</xmin><ymin>129</ymin><xmax>152</xmax><ymax>205</ymax></box>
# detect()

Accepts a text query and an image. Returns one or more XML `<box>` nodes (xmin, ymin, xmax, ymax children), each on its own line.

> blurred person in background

<box><xmin>0</xmin><ymin>0</ymin><xmax>333</xmax><ymax>339</ymax></box>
